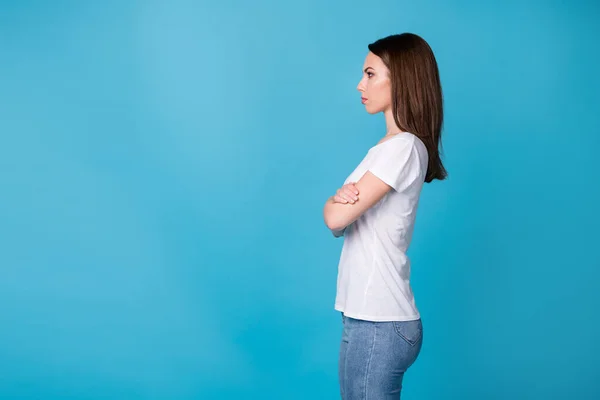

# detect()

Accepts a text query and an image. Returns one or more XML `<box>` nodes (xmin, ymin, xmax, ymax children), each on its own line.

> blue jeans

<box><xmin>338</xmin><ymin>313</ymin><xmax>423</xmax><ymax>399</ymax></box>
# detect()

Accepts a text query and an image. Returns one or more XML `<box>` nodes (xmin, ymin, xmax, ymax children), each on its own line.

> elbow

<box><xmin>323</xmin><ymin>201</ymin><xmax>348</xmax><ymax>231</ymax></box>
<box><xmin>324</xmin><ymin>213</ymin><xmax>346</xmax><ymax>232</ymax></box>
<box><xmin>325</xmin><ymin>220</ymin><xmax>341</xmax><ymax>231</ymax></box>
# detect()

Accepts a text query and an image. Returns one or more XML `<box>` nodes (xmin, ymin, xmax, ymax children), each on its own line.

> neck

<box><xmin>383</xmin><ymin>108</ymin><xmax>403</xmax><ymax>137</ymax></box>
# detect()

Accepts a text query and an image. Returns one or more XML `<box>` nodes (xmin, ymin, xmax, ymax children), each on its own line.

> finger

<box><xmin>341</xmin><ymin>192</ymin><xmax>356</xmax><ymax>204</ymax></box>
<box><xmin>337</xmin><ymin>189</ymin><xmax>354</xmax><ymax>204</ymax></box>
<box><xmin>343</xmin><ymin>187</ymin><xmax>359</xmax><ymax>201</ymax></box>
<box><xmin>334</xmin><ymin>194</ymin><xmax>348</xmax><ymax>204</ymax></box>
<box><xmin>345</xmin><ymin>182</ymin><xmax>359</xmax><ymax>195</ymax></box>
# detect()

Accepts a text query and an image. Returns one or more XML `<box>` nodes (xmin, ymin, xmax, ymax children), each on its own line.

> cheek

<box><xmin>371</xmin><ymin>80</ymin><xmax>391</xmax><ymax>105</ymax></box>
<box><xmin>373</xmin><ymin>81</ymin><xmax>387</xmax><ymax>97</ymax></box>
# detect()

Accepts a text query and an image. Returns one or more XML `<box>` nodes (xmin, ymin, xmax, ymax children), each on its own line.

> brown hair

<box><xmin>368</xmin><ymin>33</ymin><xmax>447</xmax><ymax>182</ymax></box>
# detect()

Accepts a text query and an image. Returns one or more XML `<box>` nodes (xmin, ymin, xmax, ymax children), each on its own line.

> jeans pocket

<box><xmin>392</xmin><ymin>319</ymin><xmax>422</xmax><ymax>346</ymax></box>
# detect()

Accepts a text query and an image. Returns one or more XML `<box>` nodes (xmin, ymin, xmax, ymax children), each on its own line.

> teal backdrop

<box><xmin>1</xmin><ymin>1</ymin><xmax>599</xmax><ymax>399</ymax></box>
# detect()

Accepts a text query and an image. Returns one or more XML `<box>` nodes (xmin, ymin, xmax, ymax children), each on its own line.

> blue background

<box><xmin>1</xmin><ymin>0</ymin><xmax>599</xmax><ymax>399</ymax></box>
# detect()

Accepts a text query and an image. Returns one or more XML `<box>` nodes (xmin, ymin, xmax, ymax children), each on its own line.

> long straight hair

<box><xmin>368</xmin><ymin>33</ymin><xmax>447</xmax><ymax>182</ymax></box>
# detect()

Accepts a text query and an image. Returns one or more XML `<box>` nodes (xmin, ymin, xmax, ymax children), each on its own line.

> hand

<box><xmin>333</xmin><ymin>182</ymin><xmax>359</xmax><ymax>204</ymax></box>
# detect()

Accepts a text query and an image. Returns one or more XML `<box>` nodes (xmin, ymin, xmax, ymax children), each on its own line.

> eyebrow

<box><xmin>363</xmin><ymin>67</ymin><xmax>374</xmax><ymax>73</ymax></box>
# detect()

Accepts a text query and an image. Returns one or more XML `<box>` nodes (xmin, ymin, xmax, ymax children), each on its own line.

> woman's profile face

<box><xmin>356</xmin><ymin>51</ymin><xmax>392</xmax><ymax>115</ymax></box>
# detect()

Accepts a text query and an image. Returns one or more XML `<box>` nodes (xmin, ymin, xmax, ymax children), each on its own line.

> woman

<box><xmin>323</xmin><ymin>33</ymin><xmax>447</xmax><ymax>399</ymax></box>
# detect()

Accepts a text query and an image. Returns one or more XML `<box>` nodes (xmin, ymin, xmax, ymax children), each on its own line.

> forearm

<box><xmin>324</xmin><ymin>196</ymin><xmax>348</xmax><ymax>232</ymax></box>
<box><xmin>323</xmin><ymin>196</ymin><xmax>337</xmax><ymax>229</ymax></box>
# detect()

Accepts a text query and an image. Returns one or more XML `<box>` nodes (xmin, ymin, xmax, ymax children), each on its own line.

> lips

<box><xmin>361</xmin><ymin>97</ymin><xmax>368</xmax><ymax>104</ymax></box>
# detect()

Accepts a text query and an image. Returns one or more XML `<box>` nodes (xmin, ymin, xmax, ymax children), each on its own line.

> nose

<box><xmin>357</xmin><ymin>80</ymin><xmax>364</xmax><ymax>92</ymax></box>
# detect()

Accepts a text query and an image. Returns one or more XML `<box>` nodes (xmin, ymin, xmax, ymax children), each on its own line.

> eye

<box><xmin>367</xmin><ymin>72</ymin><xmax>374</xmax><ymax>78</ymax></box>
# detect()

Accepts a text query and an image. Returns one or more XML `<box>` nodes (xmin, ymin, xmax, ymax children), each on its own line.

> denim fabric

<box><xmin>338</xmin><ymin>313</ymin><xmax>423</xmax><ymax>399</ymax></box>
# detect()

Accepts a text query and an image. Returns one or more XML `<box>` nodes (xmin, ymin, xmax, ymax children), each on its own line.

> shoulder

<box><xmin>373</xmin><ymin>132</ymin><xmax>428</xmax><ymax>173</ymax></box>
<box><xmin>377</xmin><ymin>132</ymin><xmax>425</xmax><ymax>155</ymax></box>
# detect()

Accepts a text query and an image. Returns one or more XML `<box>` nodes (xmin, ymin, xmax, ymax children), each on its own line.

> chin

<box><xmin>365</xmin><ymin>105</ymin><xmax>382</xmax><ymax>115</ymax></box>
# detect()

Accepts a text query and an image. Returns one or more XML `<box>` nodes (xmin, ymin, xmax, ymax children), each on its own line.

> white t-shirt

<box><xmin>334</xmin><ymin>132</ymin><xmax>428</xmax><ymax>322</ymax></box>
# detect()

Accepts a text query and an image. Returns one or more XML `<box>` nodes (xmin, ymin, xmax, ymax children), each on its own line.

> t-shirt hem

<box><xmin>335</xmin><ymin>304</ymin><xmax>420</xmax><ymax>322</ymax></box>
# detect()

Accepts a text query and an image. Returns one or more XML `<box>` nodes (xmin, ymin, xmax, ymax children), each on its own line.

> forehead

<box><xmin>362</xmin><ymin>51</ymin><xmax>385</xmax><ymax>69</ymax></box>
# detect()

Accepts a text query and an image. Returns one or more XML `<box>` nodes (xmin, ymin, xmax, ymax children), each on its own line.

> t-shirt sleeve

<box><xmin>367</xmin><ymin>136</ymin><xmax>425</xmax><ymax>192</ymax></box>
